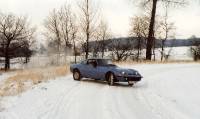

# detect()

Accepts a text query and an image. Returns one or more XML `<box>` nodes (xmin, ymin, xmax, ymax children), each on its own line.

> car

<box><xmin>70</xmin><ymin>58</ymin><xmax>142</xmax><ymax>86</ymax></box>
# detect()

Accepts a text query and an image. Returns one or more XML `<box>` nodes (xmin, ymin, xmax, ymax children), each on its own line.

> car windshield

<box><xmin>97</xmin><ymin>59</ymin><xmax>113</xmax><ymax>66</ymax></box>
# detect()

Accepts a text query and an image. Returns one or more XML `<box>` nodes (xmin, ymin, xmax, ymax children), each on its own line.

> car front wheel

<box><xmin>108</xmin><ymin>73</ymin><xmax>115</xmax><ymax>86</ymax></box>
<box><xmin>73</xmin><ymin>70</ymin><xmax>81</xmax><ymax>81</ymax></box>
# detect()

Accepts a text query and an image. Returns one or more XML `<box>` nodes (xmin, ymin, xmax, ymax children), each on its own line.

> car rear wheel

<box><xmin>73</xmin><ymin>70</ymin><xmax>81</xmax><ymax>81</ymax></box>
<box><xmin>108</xmin><ymin>73</ymin><xmax>115</xmax><ymax>86</ymax></box>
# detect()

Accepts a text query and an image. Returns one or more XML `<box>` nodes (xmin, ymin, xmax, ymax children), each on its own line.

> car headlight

<box><xmin>121</xmin><ymin>71</ymin><xmax>125</xmax><ymax>75</ymax></box>
<box><xmin>135</xmin><ymin>72</ymin><xmax>138</xmax><ymax>75</ymax></box>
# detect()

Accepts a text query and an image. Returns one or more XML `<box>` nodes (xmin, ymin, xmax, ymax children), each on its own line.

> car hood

<box><xmin>113</xmin><ymin>66</ymin><xmax>138</xmax><ymax>75</ymax></box>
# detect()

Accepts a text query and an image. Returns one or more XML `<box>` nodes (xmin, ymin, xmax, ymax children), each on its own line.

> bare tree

<box><xmin>23</xmin><ymin>36</ymin><xmax>36</xmax><ymax>64</ymax></box>
<box><xmin>138</xmin><ymin>0</ymin><xmax>187</xmax><ymax>60</ymax></box>
<box><xmin>78</xmin><ymin>0</ymin><xmax>99</xmax><ymax>59</ymax></box>
<box><xmin>130</xmin><ymin>2</ymin><xmax>167</xmax><ymax>61</ymax></box>
<box><xmin>70</xmin><ymin>14</ymin><xmax>79</xmax><ymax>63</ymax></box>
<box><xmin>59</xmin><ymin>4</ymin><xmax>74</xmax><ymax>49</ymax></box>
<box><xmin>0</xmin><ymin>13</ymin><xmax>35</xmax><ymax>70</ymax></box>
<box><xmin>91</xmin><ymin>38</ymin><xmax>100</xmax><ymax>58</ymax></box>
<box><xmin>130</xmin><ymin>15</ymin><xmax>149</xmax><ymax>61</ymax></box>
<box><xmin>90</xmin><ymin>19</ymin><xmax>111</xmax><ymax>58</ymax></box>
<box><xmin>130</xmin><ymin>12</ymin><xmax>162</xmax><ymax>61</ymax></box>
<box><xmin>44</xmin><ymin>4</ymin><xmax>80</xmax><ymax>64</ymax></box>
<box><xmin>44</xmin><ymin>9</ymin><xmax>63</xmax><ymax>65</ymax></box>
<box><xmin>60</xmin><ymin>5</ymin><xmax>80</xmax><ymax>63</ymax></box>
<box><xmin>111</xmin><ymin>39</ymin><xmax>133</xmax><ymax>61</ymax></box>
<box><xmin>44</xmin><ymin>9</ymin><xmax>61</xmax><ymax>54</ymax></box>
<box><xmin>96</xmin><ymin>20</ymin><xmax>111</xmax><ymax>58</ymax></box>
<box><xmin>159</xmin><ymin>4</ymin><xmax>175</xmax><ymax>61</ymax></box>
<box><xmin>45</xmin><ymin>4</ymin><xmax>75</xmax><ymax>52</ymax></box>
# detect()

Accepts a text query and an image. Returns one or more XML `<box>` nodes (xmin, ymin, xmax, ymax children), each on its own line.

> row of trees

<box><xmin>1</xmin><ymin>0</ymin><xmax>199</xmax><ymax>70</ymax></box>
<box><xmin>132</xmin><ymin>0</ymin><xmax>187</xmax><ymax>60</ymax></box>
<box><xmin>43</xmin><ymin>0</ymin><xmax>199</xmax><ymax>62</ymax></box>
<box><xmin>129</xmin><ymin>1</ymin><xmax>176</xmax><ymax>62</ymax></box>
<box><xmin>104</xmin><ymin>0</ymin><xmax>194</xmax><ymax>62</ymax></box>
<box><xmin>190</xmin><ymin>36</ymin><xmax>200</xmax><ymax>61</ymax></box>
<box><xmin>0</xmin><ymin>0</ymin><xmax>112</xmax><ymax>70</ymax></box>
<box><xmin>44</xmin><ymin>0</ymin><xmax>111</xmax><ymax>63</ymax></box>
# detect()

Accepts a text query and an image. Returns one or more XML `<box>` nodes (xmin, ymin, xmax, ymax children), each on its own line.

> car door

<box><xmin>81</xmin><ymin>59</ymin><xmax>97</xmax><ymax>78</ymax></box>
<box><xmin>80</xmin><ymin>60</ymin><xmax>91</xmax><ymax>78</ymax></box>
<box><xmin>96</xmin><ymin>65</ymin><xmax>106</xmax><ymax>80</ymax></box>
<box><xmin>78</xmin><ymin>60</ymin><xmax>89</xmax><ymax>77</ymax></box>
<box><xmin>87</xmin><ymin>59</ymin><xmax>99</xmax><ymax>78</ymax></box>
<box><xmin>95</xmin><ymin>60</ymin><xmax>106</xmax><ymax>80</ymax></box>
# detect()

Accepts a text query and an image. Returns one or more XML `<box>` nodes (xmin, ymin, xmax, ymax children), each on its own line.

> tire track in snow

<box><xmin>101</xmin><ymin>86</ymin><xmax>121</xmax><ymax>119</ymax></box>
<box><xmin>51</xmin><ymin>81</ymin><xmax>83</xmax><ymax>119</ymax></box>
<box><xmin>38</xmin><ymin>79</ymin><xmax>82</xmax><ymax>119</ymax></box>
<box><xmin>134</xmin><ymin>65</ymin><xmax>194</xmax><ymax>119</ymax></box>
<box><xmin>65</xmin><ymin>82</ymin><xmax>109</xmax><ymax>119</ymax></box>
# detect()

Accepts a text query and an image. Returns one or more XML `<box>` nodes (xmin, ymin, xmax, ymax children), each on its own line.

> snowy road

<box><xmin>1</xmin><ymin>63</ymin><xmax>200</xmax><ymax>119</ymax></box>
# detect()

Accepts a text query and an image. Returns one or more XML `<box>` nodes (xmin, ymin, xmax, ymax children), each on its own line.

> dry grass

<box><xmin>0</xmin><ymin>68</ymin><xmax>22</xmax><ymax>73</ymax></box>
<box><xmin>0</xmin><ymin>65</ymin><xmax>70</xmax><ymax>96</ymax></box>
<box><xmin>0</xmin><ymin>60</ymin><xmax>199</xmax><ymax>97</ymax></box>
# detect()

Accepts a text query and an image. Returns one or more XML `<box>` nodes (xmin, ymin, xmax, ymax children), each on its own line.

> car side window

<box><xmin>87</xmin><ymin>59</ymin><xmax>97</xmax><ymax>67</ymax></box>
<box><xmin>87</xmin><ymin>60</ymin><xmax>93</xmax><ymax>65</ymax></box>
<box><xmin>81</xmin><ymin>60</ymin><xmax>87</xmax><ymax>64</ymax></box>
<box><xmin>87</xmin><ymin>60</ymin><xmax>90</xmax><ymax>64</ymax></box>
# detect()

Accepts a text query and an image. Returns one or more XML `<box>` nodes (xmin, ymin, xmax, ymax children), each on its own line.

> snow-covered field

<box><xmin>0</xmin><ymin>63</ymin><xmax>200</xmax><ymax>119</ymax></box>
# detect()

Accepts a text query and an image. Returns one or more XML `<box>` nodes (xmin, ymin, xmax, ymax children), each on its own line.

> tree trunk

<box><xmin>153</xmin><ymin>39</ymin><xmax>156</xmax><ymax>61</ymax></box>
<box><xmin>25</xmin><ymin>57</ymin><xmax>29</xmax><ymax>64</ymax></box>
<box><xmin>196</xmin><ymin>51</ymin><xmax>198</xmax><ymax>61</ymax></box>
<box><xmin>161</xmin><ymin>40</ymin><xmax>165</xmax><ymax>61</ymax></box>
<box><xmin>75</xmin><ymin>54</ymin><xmax>77</xmax><ymax>64</ymax></box>
<box><xmin>72</xmin><ymin>32</ymin><xmax>77</xmax><ymax>64</ymax></box>
<box><xmin>4</xmin><ymin>45</ymin><xmax>10</xmax><ymax>71</ymax></box>
<box><xmin>146</xmin><ymin>0</ymin><xmax>157</xmax><ymax>60</ymax></box>
<box><xmin>85</xmin><ymin>33</ymin><xmax>89</xmax><ymax>59</ymax></box>
<box><xmin>101</xmin><ymin>49</ymin><xmax>104</xmax><ymax>58</ymax></box>
<box><xmin>73</xmin><ymin>40</ymin><xmax>76</xmax><ymax>63</ymax></box>
<box><xmin>101</xmin><ymin>39</ymin><xmax>105</xmax><ymax>58</ymax></box>
<box><xmin>85</xmin><ymin>0</ymin><xmax>89</xmax><ymax>60</ymax></box>
<box><xmin>5</xmin><ymin>55</ymin><xmax>10</xmax><ymax>71</ymax></box>
<box><xmin>137</xmin><ymin>37</ymin><xmax>141</xmax><ymax>62</ymax></box>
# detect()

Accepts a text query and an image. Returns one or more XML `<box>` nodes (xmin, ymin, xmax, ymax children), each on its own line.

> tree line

<box><xmin>44</xmin><ymin>0</ymin><xmax>112</xmax><ymax>63</ymax></box>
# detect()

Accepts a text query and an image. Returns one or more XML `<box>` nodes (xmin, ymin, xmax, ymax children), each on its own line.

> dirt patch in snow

<box><xmin>0</xmin><ymin>65</ymin><xmax>70</xmax><ymax>96</ymax></box>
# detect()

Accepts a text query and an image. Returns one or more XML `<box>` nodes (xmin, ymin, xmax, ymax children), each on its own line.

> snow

<box><xmin>0</xmin><ymin>72</ymin><xmax>14</xmax><ymax>86</ymax></box>
<box><xmin>0</xmin><ymin>63</ymin><xmax>200</xmax><ymax>119</ymax></box>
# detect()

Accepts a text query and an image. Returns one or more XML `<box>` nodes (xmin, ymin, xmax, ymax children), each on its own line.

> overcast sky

<box><xmin>0</xmin><ymin>0</ymin><xmax>200</xmax><ymax>39</ymax></box>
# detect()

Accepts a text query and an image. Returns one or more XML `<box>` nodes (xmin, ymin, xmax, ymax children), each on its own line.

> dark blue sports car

<box><xmin>70</xmin><ymin>58</ymin><xmax>142</xmax><ymax>86</ymax></box>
